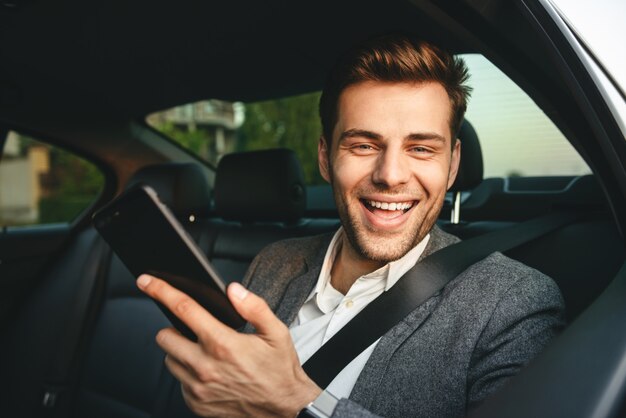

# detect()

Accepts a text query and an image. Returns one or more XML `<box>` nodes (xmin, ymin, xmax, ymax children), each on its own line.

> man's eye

<box><xmin>351</xmin><ymin>144</ymin><xmax>376</xmax><ymax>152</ymax></box>
<box><xmin>411</xmin><ymin>146</ymin><xmax>431</xmax><ymax>153</ymax></box>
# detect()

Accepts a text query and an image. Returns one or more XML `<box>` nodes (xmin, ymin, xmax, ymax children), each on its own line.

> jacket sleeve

<box><xmin>330</xmin><ymin>398</ymin><xmax>383</xmax><ymax>418</ymax></box>
<box><xmin>466</xmin><ymin>271</ymin><xmax>565</xmax><ymax>409</ymax></box>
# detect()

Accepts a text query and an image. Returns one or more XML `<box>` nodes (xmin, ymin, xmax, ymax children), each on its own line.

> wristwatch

<box><xmin>296</xmin><ymin>391</ymin><xmax>338</xmax><ymax>418</ymax></box>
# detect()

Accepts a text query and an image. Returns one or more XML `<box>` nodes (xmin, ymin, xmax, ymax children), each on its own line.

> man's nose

<box><xmin>372</xmin><ymin>148</ymin><xmax>411</xmax><ymax>187</ymax></box>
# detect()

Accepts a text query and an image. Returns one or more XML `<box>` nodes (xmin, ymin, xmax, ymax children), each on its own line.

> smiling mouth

<box><xmin>361</xmin><ymin>199</ymin><xmax>415</xmax><ymax>214</ymax></box>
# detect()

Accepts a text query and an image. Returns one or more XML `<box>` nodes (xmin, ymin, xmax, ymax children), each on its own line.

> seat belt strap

<box><xmin>303</xmin><ymin>211</ymin><xmax>583</xmax><ymax>388</ymax></box>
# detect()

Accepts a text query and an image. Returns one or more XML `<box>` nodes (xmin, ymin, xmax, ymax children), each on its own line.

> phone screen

<box><xmin>93</xmin><ymin>184</ymin><xmax>245</xmax><ymax>338</ymax></box>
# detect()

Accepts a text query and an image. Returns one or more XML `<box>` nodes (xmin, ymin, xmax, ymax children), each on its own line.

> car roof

<box><xmin>0</xmin><ymin>0</ymin><xmax>475</xmax><ymax>118</ymax></box>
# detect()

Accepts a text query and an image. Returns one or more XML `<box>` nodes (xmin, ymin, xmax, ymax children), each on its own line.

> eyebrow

<box><xmin>406</xmin><ymin>132</ymin><xmax>447</xmax><ymax>142</ymax></box>
<box><xmin>339</xmin><ymin>129</ymin><xmax>382</xmax><ymax>142</ymax></box>
<box><xmin>339</xmin><ymin>129</ymin><xmax>447</xmax><ymax>143</ymax></box>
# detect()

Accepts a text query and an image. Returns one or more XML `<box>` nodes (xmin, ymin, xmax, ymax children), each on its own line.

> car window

<box><xmin>461</xmin><ymin>53</ymin><xmax>591</xmax><ymax>178</ymax></box>
<box><xmin>148</xmin><ymin>54</ymin><xmax>590</xmax><ymax>182</ymax></box>
<box><xmin>0</xmin><ymin>131</ymin><xmax>104</xmax><ymax>227</ymax></box>
<box><xmin>147</xmin><ymin>93</ymin><xmax>324</xmax><ymax>184</ymax></box>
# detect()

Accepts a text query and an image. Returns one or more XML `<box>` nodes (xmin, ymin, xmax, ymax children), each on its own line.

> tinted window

<box><xmin>147</xmin><ymin>93</ymin><xmax>323</xmax><ymax>184</ymax></box>
<box><xmin>0</xmin><ymin>132</ymin><xmax>104</xmax><ymax>227</ymax></box>
<box><xmin>462</xmin><ymin>54</ymin><xmax>590</xmax><ymax>178</ymax></box>
<box><xmin>148</xmin><ymin>54</ymin><xmax>590</xmax><ymax>183</ymax></box>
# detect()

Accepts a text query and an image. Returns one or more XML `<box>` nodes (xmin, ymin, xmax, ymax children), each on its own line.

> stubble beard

<box><xmin>332</xmin><ymin>180</ymin><xmax>443</xmax><ymax>264</ymax></box>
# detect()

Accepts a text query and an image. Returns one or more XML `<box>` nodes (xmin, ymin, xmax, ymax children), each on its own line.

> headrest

<box><xmin>451</xmin><ymin>119</ymin><xmax>484</xmax><ymax>191</ymax></box>
<box><xmin>128</xmin><ymin>162</ymin><xmax>211</xmax><ymax>218</ymax></box>
<box><xmin>214</xmin><ymin>149</ymin><xmax>306</xmax><ymax>222</ymax></box>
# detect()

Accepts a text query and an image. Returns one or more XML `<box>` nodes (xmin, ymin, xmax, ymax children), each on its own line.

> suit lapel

<box><xmin>350</xmin><ymin>226</ymin><xmax>460</xmax><ymax>407</ymax></box>
<box><xmin>274</xmin><ymin>261</ymin><xmax>319</xmax><ymax>325</ymax></box>
<box><xmin>274</xmin><ymin>233</ymin><xmax>333</xmax><ymax>325</ymax></box>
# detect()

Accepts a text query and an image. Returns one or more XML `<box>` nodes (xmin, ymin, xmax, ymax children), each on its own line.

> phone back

<box><xmin>93</xmin><ymin>184</ymin><xmax>245</xmax><ymax>335</ymax></box>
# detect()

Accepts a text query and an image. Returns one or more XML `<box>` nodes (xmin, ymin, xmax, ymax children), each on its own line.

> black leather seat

<box><xmin>74</xmin><ymin>163</ymin><xmax>214</xmax><ymax>417</ymax></box>
<box><xmin>2</xmin><ymin>163</ymin><xmax>215</xmax><ymax>418</ymax></box>
<box><xmin>206</xmin><ymin>148</ymin><xmax>339</xmax><ymax>282</ymax></box>
<box><xmin>2</xmin><ymin>153</ymin><xmax>339</xmax><ymax>418</ymax></box>
<box><xmin>451</xmin><ymin>119</ymin><xmax>484</xmax><ymax>197</ymax></box>
<box><xmin>439</xmin><ymin>120</ymin><xmax>516</xmax><ymax>238</ymax></box>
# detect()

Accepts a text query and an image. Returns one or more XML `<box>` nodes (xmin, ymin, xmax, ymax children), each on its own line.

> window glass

<box><xmin>148</xmin><ymin>54</ymin><xmax>590</xmax><ymax>182</ymax></box>
<box><xmin>462</xmin><ymin>54</ymin><xmax>590</xmax><ymax>177</ymax></box>
<box><xmin>0</xmin><ymin>132</ymin><xmax>104</xmax><ymax>227</ymax></box>
<box><xmin>147</xmin><ymin>93</ymin><xmax>324</xmax><ymax>184</ymax></box>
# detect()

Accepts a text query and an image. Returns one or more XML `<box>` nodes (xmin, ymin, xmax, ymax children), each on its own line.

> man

<box><xmin>136</xmin><ymin>34</ymin><xmax>564</xmax><ymax>417</ymax></box>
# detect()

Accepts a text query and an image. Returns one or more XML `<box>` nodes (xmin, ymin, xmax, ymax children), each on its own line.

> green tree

<box><xmin>48</xmin><ymin>146</ymin><xmax>103</xmax><ymax>196</ymax></box>
<box><xmin>238</xmin><ymin>92</ymin><xmax>324</xmax><ymax>185</ymax></box>
<box><xmin>156</xmin><ymin>121</ymin><xmax>213</xmax><ymax>162</ymax></box>
<box><xmin>39</xmin><ymin>144</ymin><xmax>104</xmax><ymax>223</ymax></box>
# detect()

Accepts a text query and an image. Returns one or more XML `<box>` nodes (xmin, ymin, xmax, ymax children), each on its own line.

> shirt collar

<box><xmin>309</xmin><ymin>228</ymin><xmax>431</xmax><ymax>309</ymax></box>
<box><xmin>383</xmin><ymin>234</ymin><xmax>430</xmax><ymax>291</ymax></box>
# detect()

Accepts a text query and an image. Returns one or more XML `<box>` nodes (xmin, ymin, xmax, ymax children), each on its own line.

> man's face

<box><xmin>318</xmin><ymin>81</ymin><xmax>460</xmax><ymax>263</ymax></box>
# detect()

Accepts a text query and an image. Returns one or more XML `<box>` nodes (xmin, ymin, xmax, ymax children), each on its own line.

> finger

<box><xmin>165</xmin><ymin>356</ymin><xmax>215</xmax><ymax>413</ymax></box>
<box><xmin>137</xmin><ymin>274</ymin><xmax>232</xmax><ymax>341</ymax></box>
<box><xmin>156</xmin><ymin>327</ymin><xmax>205</xmax><ymax>371</ymax></box>
<box><xmin>164</xmin><ymin>354</ymin><xmax>198</xmax><ymax>386</ymax></box>
<box><xmin>227</xmin><ymin>282</ymin><xmax>287</xmax><ymax>338</ymax></box>
<box><xmin>180</xmin><ymin>383</ymin><xmax>206</xmax><ymax>415</ymax></box>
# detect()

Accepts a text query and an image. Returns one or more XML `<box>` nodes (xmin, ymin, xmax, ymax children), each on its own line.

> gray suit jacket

<box><xmin>242</xmin><ymin>226</ymin><xmax>565</xmax><ymax>418</ymax></box>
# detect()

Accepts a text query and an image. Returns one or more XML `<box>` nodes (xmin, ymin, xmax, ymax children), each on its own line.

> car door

<box><xmin>445</xmin><ymin>0</ymin><xmax>626</xmax><ymax>416</ymax></box>
<box><xmin>0</xmin><ymin>129</ymin><xmax>107</xmax><ymax>332</ymax></box>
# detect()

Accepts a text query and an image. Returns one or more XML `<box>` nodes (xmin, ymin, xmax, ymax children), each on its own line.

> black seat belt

<box><xmin>40</xmin><ymin>233</ymin><xmax>112</xmax><ymax>416</ymax></box>
<box><xmin>303</xmin><ymin>211</ymin><xmax>583</xmax><ymax>388</ymax></box>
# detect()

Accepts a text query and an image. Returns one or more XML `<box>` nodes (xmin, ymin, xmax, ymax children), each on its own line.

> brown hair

<box><xmin>319</xmin><ymin>34</ymin><xmax>471</xmax><ymax>144</ymax></box>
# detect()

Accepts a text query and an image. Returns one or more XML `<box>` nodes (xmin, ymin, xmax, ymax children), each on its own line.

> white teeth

<box><xmin>367</xmin><ymin>200</ymin><xmax>413</xmax><ymax>211</ymax></box>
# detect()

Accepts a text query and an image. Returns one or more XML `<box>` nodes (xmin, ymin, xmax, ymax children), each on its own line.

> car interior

<box><xmin>1</xmin><ymin>0</ymin><xmax>625</xmax><ymax>417</ymax></box>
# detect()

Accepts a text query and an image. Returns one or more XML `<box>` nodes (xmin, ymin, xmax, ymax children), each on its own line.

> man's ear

<box><xmin>318</xmin><ymin>136</ymin><xmax>331</xmax><ymax>183</ymax></box>
<box><xmin>447</xmin><ymin>139</ymin><xmax>461</xmax><ymax>190</ymax></box>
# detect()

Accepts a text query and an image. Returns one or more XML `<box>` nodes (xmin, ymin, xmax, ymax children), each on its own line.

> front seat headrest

<box><xmin>214</xmin><ymin>149</ymin><xmax>306</xmax><ymax>222</ymax></box>
<box><xmin>127</xmin><ymin>162</ymin><xmax>211</xmax><ymax>219</ymax></box>
<box><xmin>450</xmin><ymin>119</ymin><xmax>483</xmax><ymax>192</ymax></box>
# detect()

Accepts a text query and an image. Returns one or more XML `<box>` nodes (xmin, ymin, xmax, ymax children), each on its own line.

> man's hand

<box><xmin>136</xmin><ymin>274</ymin><xmax>321</xmax><ymax>418</ymax></box>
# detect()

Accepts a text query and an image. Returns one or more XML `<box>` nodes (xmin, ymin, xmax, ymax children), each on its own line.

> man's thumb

<box><xmin>227</xmin><ymin>283</ymin><xmax>283</xmax><ymax>337</ymax></box>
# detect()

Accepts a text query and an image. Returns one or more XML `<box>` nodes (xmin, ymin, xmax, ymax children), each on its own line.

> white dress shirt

<box><xmin>289</xmin><ymin>228</ymin><xmax>430</xmax><ymax>399</ymax></box>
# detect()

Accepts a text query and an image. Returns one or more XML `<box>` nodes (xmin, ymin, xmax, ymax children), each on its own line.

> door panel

<box><xmin>0</xmin><ymin>224</ymin><xmax>72</xmax><ymax>328</ymax></box>
<box><xmin>0</xmin><ymin>131</ymin><xmax>105</xmax><ymax>330</ymax></box>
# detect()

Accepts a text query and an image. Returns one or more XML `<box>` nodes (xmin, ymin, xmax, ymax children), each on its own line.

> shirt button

<box><xmin>345</xmin><ymin>299</ymin><xmax>354</xmax><ymax>308</ymax></box>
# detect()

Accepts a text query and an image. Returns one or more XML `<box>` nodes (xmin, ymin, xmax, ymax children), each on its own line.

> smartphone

<box><xmin>93</xmin><ymin>184</ymin><xmax>246</xmax><ymax>339</ymax></box>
